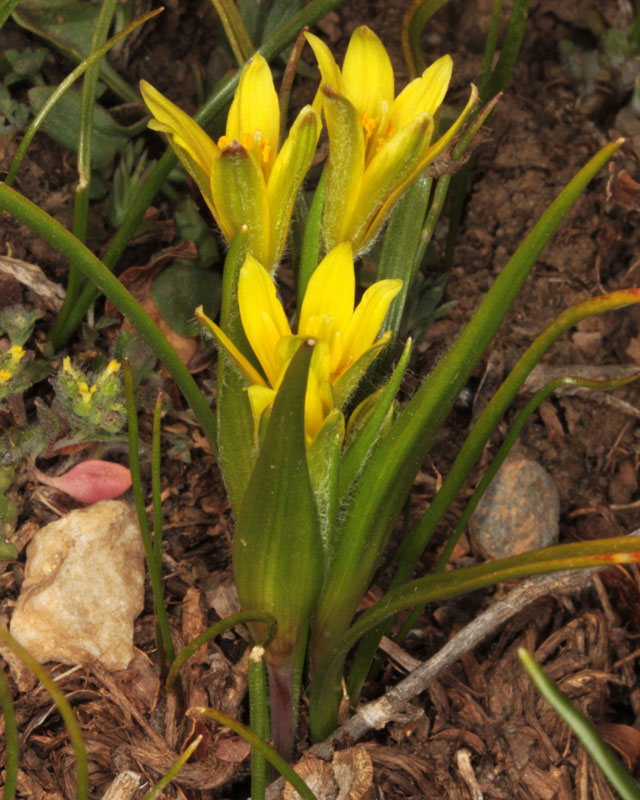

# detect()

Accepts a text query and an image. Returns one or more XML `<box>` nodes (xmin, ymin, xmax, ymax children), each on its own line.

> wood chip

<box><xmin>0</xmin><ymin>255</ymin><xmax>65</xmax><ymax>311</ymax></box>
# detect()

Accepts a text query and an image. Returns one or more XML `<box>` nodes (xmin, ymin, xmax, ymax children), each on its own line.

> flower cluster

<box><xmin>141</xmin><ymin>55</ymin><xmax>320</xmax><ymax>272</ymax></box>
<box><xmin>0</xmin><ymin>344</ymin><xmax>30</xmax><ymax>405</ymax></box>
<box><xmin>198</xmin><ymin>242</ymin><xmax>401</xmax><ymax>444</ymax></box>
<box><xmin>141</xmin><ymin>26</ymin><xmax>471</xmax><ymax>440</ymax></box>
<box><xmin>305</xmin><ymin>26</ymin><xmax>474</xmax><ymax>253</ymax></box>
<box><xmin>55</xmin><ymin>358</ymin><xmax>126</xmax><ymax>434</ymax></box>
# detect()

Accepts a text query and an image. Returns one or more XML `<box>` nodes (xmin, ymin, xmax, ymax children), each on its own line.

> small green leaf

<box><xmin>152</xmin><ymin>264</ymin><xmax>221</xmax><ymax>337</ymax></box>
<box><xmin>236</xmin><ymin>0</ymin><xmax>305</xmax><ymax>46</ymax></box>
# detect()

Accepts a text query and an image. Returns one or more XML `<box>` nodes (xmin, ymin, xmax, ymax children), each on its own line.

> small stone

<box><xmin>469</xmin><ymin>454</ymin><xmax>560</xmax><ymax>560</ymax></box>
<box><xmin>10</xmin><ymin>500</ymin><xmax>145</xmax><ymax>670</ymax></box>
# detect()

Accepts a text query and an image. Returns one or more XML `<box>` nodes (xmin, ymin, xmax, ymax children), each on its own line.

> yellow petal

<box><xmin>413</xmin><ymin>83</ymin><xmax>479</xmax><ymax>174</ymax></box>
<box><xmin>195</xmin><ymin>306</ymin><xmax>266</xmax><ymax>387</ymax></box>
<box><xmin>320</xmin><ymin>86</ymin><xmax>365</xmax><ymax>250</ymax></box>
<box><xmin>362</xmin><ymin>84</ymin><xmax>479</xmax><ymax>249</ymax></box>
<box><xmin>345</xmin><ymin>113</ymin><xmax>433</xmax><ymax>250</ymax></box>
<box><xmin>299</xmin><ymin>242</ymin><xmax>355</xmax><ymax>341</ymax></box>
<box><xmin>342</xmin><ymin>26</ymin><xmax>394</xmax><ymax>126</ymax></box>
<box><xmin>266</xmin><ymin>105</ymin><xmax>321</xmax><ymax>269</ymax></box>
<box><xmin>238</xmin><ymin>255</ymin><xmax>292</xmax><ymax>386</ymax></box>
<box><xmin>305</xmin><ymin>31</ymin><xmax>344</xmax><ymax>114</ymax></box>
<box><xmin>226</xmin><ymin>55</ymin><xmax>280</xmax><ymax>176</ymax></box>
<box><xmin>140</xmin><ymin>80</ymin><xmax>216</xmax><ymax>174</ymax></box>
<box><xmin>305</xmin><ymin>364</ymin><xmax>328</xmax><ymax>442</ymax></box>
<box><xmin>340</xmin><ymin>280</ymin><xmax>402</xmax><ymax>366</ymax></box>
<box><xmin>210</xmin><ymin>140</ymin><xmax>270</xmax><ymax>262</ymax></box>
<box><xmin>247</xmin><ymin>384</ymin><xmax>276</xmax><ymax>435</ymax></box>
<box><xmin>140</xmin><ymin>80</ymin><xmax>220</xmax><ymax>219</ymax></box>
<box><xmin>390</xmin><ymin>55</ymin><xmax>452</xmax><ymax>130</ymax></box>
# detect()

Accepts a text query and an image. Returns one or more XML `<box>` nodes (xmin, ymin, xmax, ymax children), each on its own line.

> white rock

<box><xmin>10</xmin><ymin>500</ymin><xmax>145</xmax><ymax>670</ymax></box>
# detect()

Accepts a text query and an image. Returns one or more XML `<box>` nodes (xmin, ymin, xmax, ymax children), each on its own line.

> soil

<box><xmin>2</xmin><ymin>0</ymin><xmax>640</xmax><ymax>798</ymax></box>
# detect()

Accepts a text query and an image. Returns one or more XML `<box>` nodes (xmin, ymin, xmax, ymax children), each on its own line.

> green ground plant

<box><xmin>1</xmin><ymin>0</ymin><xmax>640</xmax><ymax>798</ymax></box>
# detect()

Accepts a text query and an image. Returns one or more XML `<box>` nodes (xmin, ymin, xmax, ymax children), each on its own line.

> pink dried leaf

<box><xmin>33</xmin><ymin>460</ymin><xmax>132</xmax><ymax>503</ymax></box>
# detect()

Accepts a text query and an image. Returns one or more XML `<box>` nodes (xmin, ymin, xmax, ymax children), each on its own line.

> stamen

<box><xmin>360</xmin><ymin>112</ymin><xmax>378</xmax><ymax>139</ymax></box>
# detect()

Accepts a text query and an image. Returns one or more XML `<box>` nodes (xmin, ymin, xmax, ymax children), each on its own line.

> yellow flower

<box><xmin>197</xmin><ymin>242</ymin><xmax>401</xmax><ymax>443</ymax></box>
<box><xmin>140</xmin><ymin>56</ymin><xmax>321</xmax><ymax>271</ymax></box>
<box><xmin>0</xmin><ymin>370</ymin><xmax>11</xmax><ymax>383</ymax></box>
<box><xmin>8</xmin><ymin>345</ymin><xmax>25</xmax><ymax>366</ymax></box>
<box><xmin>305</xmin><ymin>25</ymin><xmax>478</xmax><ymax>253</ymax></box>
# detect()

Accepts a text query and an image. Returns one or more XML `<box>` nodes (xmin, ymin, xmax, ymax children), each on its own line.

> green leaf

<box><xmin>309</xmin><ymin>139</ymin><xmax>624</xmax><ymax>674</ymax></box>
<box><xmin>519</xmin><ymin>649</ymin><xmax>640</xmax><ymax>800</ymax></box>
<box><xmin>236</xmin><ymin>0</ymin><xmax>305</xmax><ymax>46</ymax></box>
<box><xmin>152</xmin><ymin>264</ymin><xmax>221</xmax><ymax>338</ymax></box>
<box><xmin>310</xmin><ymin>534</ymin><xmax>640</xmax><ymax>741</ymax></box>
<box><xmin>233</xmin><ymin>341</ymin><xmax>323</xmax><ymax>660</ymax></box>
<box><xmin>28</xmin><ymin>85</ymin><xmax>129</xmax><ymax>173</ymax></box>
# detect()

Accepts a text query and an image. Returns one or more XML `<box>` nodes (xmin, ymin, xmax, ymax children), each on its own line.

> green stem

<box><xmin>151</xmin><ymin>393</ymin><xmax>164</xmax><ymax>565</ymax></box>
<box><xmin>0</xmin><ymin>668</ymin><xmax>18</xmax><ymax>800</ymax></box>
<box><xmin>519</xmin><ymin>649</ymin><xmax>640</xmax><ymax>800</ymax></box>
<box><xmin>124</xmin><ymin>361</ymin><xmax>177</xmax><ymax>684</ymax></box>
<box><xmin>0</xmin><ymin>185</ymin><xmax>218</xmax><ymax>454</ymax></box>
<box><xmin>0</xmin><ymin>628</ymin><xmax>88</xmax><ymax>800</ymax></box>
<box><xmin>47</xmin><ymin>0</ymin><xmax>346</xmax><ymax>351</ymax></box>
<box><xmin>249</xmin><ymin>645</ymin><xmax>270</xmax><ymax>800</ymax></box>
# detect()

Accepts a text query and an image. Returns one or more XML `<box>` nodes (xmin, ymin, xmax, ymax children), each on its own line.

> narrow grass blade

<box><xmin>310</xmin><ymin>534</ymin><xmax>640</xmax><ymax>741</ymax></box>
<box><xmin>519</xmin><ymin>649</ymin><xmax>640</xmax><ymax>800</ymax></box>
<box><xmin>0</xmin><ymin>667</ymin><xmax>18</xmax><ymax>800</ymax></box>
<box><xmin>5</xmin><ymin>7</ymin><xmax>162</xmax><ymax>186</ymax></box>
<box><xmin>142</xmin><ymin>735</ymin><xmax>203</xmax><ymax>800</ymax></box>
<box><xmin>401</xmin><ymin>0</ymin><xmax>453</xmax><ymax>79</ymax></box>
<box><xmin>0</xmin><ymin>0</ymin><xmax>20</xmax><ymax>28</ymax></box>
<box><xmin>166</xmin><ymin>611</ymin><xmax>277</xmax><ymax>692</ymax></box>
<box><xmin>210</xmin><ymin>0</ymin><xmax>254</xmax><ymax>65</ymax></box>
<box><xmin>249</xmin><ymin>644</ymin><xmax>270</xmax><ymax>800</ymax></box>
<box><xmin>124</xmin><ymin>361</ymin><xmax>176</xmax><ymax>684</ymax></box>
<box><xmin>192</xmin><ymin>708</ymin><xmax>318</xmax><ymax>800</ymax></box>
<box><xmin>0</xmin><ymin>629</ymin><xmax>88</xmax><ymax>800</ymax></box>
